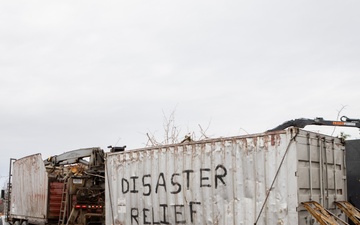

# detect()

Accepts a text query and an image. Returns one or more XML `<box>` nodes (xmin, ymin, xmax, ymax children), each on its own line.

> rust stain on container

<box><xmin>271</xmin><ymin>134</ymin><xmax>276</xmax><ymax>146</ymax></box>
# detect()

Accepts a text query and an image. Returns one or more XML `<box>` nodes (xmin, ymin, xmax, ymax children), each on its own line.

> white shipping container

<box><xmin>9</xmin><ymin>154</ymin><xmax>49</xmax><ymax>224</ymax></box>
<box><xmin>105</xmin><ymin>128</ymin><xmax>347</xmax><ymax>225</ymax></box>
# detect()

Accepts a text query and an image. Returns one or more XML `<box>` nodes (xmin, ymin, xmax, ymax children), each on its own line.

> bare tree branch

<box><xmin>145</xmin><ymin>108</ymin><xmax>213</xmax><ymax>147</ymax></box>
<box><xmin>238</xmin><ymin>128</ymin><xmax>249</xmax><ymax>135</ymax></box>
<box><xmin>198</xmin><ymin>124</ymin><xmax>209</xmax><ymax>139</ymax></box>
<box><xmin>161</xmin><ymin>108</ymin><xmax>180</xmax><ymax>145</ymax></box>
<box><xmin>146</xmin><ymin>133</ymin><xmax>156</xmax><ymax>147</ymax></box>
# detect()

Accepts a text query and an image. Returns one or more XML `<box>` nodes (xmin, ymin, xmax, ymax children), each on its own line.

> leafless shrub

<box><xmin>162</xmin><ymin>109</ymin><xmax>180</xmax><ymax>145</ymax></box>
<box><xmin>145</xmin><ymin>109</ymin><xmax>212</xmax><ymax>147</ymax></box>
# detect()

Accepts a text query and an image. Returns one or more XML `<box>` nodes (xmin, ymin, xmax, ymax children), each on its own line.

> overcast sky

<box><xmin>1</xmin><ymin>1</ymin><xmax>360</xmax><ymax>185</ymax></box>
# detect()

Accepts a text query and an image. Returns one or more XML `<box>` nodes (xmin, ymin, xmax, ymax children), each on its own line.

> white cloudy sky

<box><xmin>1</xmin><ymin>1</ymin><xmax>360</xmax><ymax>184</ymax></box>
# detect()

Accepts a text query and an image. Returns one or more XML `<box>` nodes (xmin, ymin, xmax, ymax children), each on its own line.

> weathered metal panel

<box><xmin>48</xmin><ymin>182</ymin><xmax>63</xmax><ymax>219</ymax></box>
<box><xmin>345</xmin><ymin>140</ymin><xmax>360</xmax><ymax>209</ymax></box>
<box><xmin>10</xmin><ymin>154</ymin><xmax>48</xmax><ymax>223</ymax></box>
<box><xmin>296</xmin><ymin>131</ymin><xmax>347</xmax><ymax>224</ymax></box>
<box><xmin>105</xmin><ymin>128</ymin><xmax>347</xmax><ymax>225</ymax></box>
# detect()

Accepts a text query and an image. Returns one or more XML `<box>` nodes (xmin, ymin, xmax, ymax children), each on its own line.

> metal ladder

<box><xmin>302</xmin><ymin>201</ymin><xmax>348</xmax><ymax>225</ymax></box>
<box><xmin>6</xmin><ymin>158</ymin><xmax>16</xmax><ymax>222</ymax></box>
<box><xmin>58</xmin><ymin>178</ymin><xmax>69</xmax><ymax>225</ymax></box>
<box><xmin>335</xmin><ymin>201</ymin><xmax>360</xmax><ymax>225</ymax></box>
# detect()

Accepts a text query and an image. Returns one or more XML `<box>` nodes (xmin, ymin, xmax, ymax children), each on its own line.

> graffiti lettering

<box><xmin>130</xmin><ymin>202</ymin><xmax>201</xmax><ymax>225</ymax></box>
<box><xmin>121</xmin><ymin>164</ymin><xmax>227</xmax><ymax>196</ymax></box>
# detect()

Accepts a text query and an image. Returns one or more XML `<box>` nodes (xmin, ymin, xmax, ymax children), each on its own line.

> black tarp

<box><xmin>346</xmin><ymin>140</ymin><xmax>360</xmax><ymax>208</ymax></box>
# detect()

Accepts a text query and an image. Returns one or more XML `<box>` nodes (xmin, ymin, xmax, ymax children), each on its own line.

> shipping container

<box><xmin>105</xmin><ymin>128</ymin><xmax>347</xmax><ymax>225</ymax></box>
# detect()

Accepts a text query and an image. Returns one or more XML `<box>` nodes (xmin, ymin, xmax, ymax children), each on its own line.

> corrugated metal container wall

<box><xmin>105</xmin><ymin>128</ymin><xmax>347</xmax><ymax>225</ymax></box>
<box><xmin>10</xmin><ymin>154</ymin><xmax>48</xmax><ymax>223</ymax></box>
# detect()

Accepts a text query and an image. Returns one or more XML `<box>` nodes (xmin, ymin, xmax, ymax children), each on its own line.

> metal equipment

<box><xmin>5</xmin><ymin>147</ymin><xmax>107</xmax><ymax>225</ymax></box>
<box><xmin>267</xmin><ymin>116</ymin><xmax>360</xmax><ymax>132</ymax></box>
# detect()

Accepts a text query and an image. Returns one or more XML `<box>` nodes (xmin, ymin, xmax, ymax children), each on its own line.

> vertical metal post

<box><xmin>307</xmin><ymin>133</ymin><xmax>313</xmax><ymax>200</ymax></box>
<box><xmin>343</xmin><ymin>144</ymin><xmax>347</xmax><ymax>204</ymax></box>
<box><xmin>332</xmin><ymin>139</ymin><xmax>337</xmax><ymax>202</ymax></box>
<box><xmin>322</xmin><ymin>137</ymin><xmax>330</xmax><ymax>208</ymax></box>
<box><xmin>318</xmin><ymin>136</ymin><xmax>324</xmax><ymax>206</ymax></box>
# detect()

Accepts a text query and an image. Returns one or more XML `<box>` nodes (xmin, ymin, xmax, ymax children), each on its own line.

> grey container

<box><xmin>105</xmin><ymin>128</ymin><xmax>347</xmax><ymax>225</ymax></box>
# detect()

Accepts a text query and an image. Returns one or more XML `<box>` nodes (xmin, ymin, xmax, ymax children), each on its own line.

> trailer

<box><xmin>105</xmin><ymin>128</ymin><xmax>349</xmax><ymax>225</ymax></box>
<box><xmin>4</xmin><ymin>148</ymin><xmax>106</xmax><ymax>225</ymax></box>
